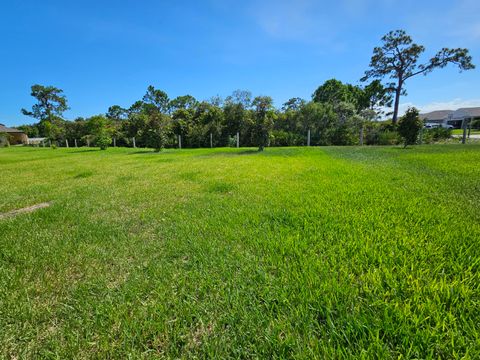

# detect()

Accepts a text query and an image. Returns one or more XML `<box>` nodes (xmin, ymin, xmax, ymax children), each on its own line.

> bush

<box><xmin>270</xmin><ymin>130</ymin><xmax>304</xmax><ymax>146</ymax></box>
<box><xmin>378</xmin><ymin>130</ymin><xmax>401</xmax><ymax>145</ymax></box>
<box><xmin>228</xmin><ymin>136</ymin><xmax>237</xmax><ymax>147</ymax></box>
<box><xmin>422</xmin><ymin>128</ymin><xmax>452</xmax><ymax>144</ymax></box>
<box><xmin>96</xmin><ymin>133</ymin><xmax>112</xmax><ymax>150</ymax></box>
<box><xmin>398</xmin><ymin>108</ymin><xmax>423</xmax><ymax>148</ymax></box>
<box><xmin>365</xmin><ymin>124</ymin><xmax>401</xmax><ymax>145</ymax></box>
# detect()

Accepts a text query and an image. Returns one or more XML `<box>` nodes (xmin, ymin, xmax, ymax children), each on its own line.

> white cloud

<box><xmin>397</xmin><ymin>98</ymin><xmax>480</xmax><ymax>115</ymax></box>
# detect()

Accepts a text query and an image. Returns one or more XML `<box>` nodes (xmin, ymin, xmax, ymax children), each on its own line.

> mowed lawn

<box><xmin>1</xmin><ymin>145</ymin><xmax>479</xmax><ymax>359</ymax></box>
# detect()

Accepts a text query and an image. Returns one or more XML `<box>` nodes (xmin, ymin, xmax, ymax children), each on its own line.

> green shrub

<box><xmin>96</xmin><ymin>133</ymin><xmax>112</xmax><ymax>150</ymax></box>
<box><xmin>379</xmin><ymin>130</ymin><xmax>401</xmax><ymax>145</ymax></box>
<box><xmin>422</xmin><ymin>128</ymin><xmax>452</xmax><ymax>144</ymax></box>
<box><xmin>228</xmin><ymin>136</ymin><xmax>237</xmax><ymax>147</ymax></box>
<box><xmin>398</xmin><ymin>108</ymin><xmax>423</xmax><ymax>148</ymax></box>
<box><xmin>270</xmin><ymin>130</ymin><xmax>304</xmax><ymax>146</ymax></box>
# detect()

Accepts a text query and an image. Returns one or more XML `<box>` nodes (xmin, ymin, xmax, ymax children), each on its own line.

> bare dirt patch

<box><xmin>0</xmin><ymin>202</ymin><xmax>52</xmax><ymax>220</ymax></box>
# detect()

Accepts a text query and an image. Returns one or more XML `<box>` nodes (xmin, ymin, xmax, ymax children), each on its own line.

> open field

<box><xmin>1</xmin><ymin>145</ymin><xmax>479</xmax><ymax>358</ymax></box>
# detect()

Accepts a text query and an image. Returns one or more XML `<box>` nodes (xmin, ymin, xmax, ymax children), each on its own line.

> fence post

<box><xmin>49</xmin><ymin>140</ymin><xmax>52</xmax><ymax>147</ymax></box>
<box><xmin>307</xmin><ymin>129</ymin><xmax>311</xmax><ymax>146</ymax></box>
<box><xmin>113</xmin><ymin>137</ymin><xmax>116</xmax><ymax>147</ymax></box>
<box><xmin>236</xmin><ymin>132</ymin><xmax>239</xmax><ymax>148</ymax></box>
<box><xmin>133</xmin><ymin>137</ymin><xmax>136</xmax><ymax>148</ymax></box>
<box><xmin>462</xmin><ymin>118</ymin><xmax>467</xmax><ymax>144</ymax></box>
<box><xmin>178</xmin><ymin>135</ymin><xmax>182</xmax><ymax>149</ymax></box>
<box><xmin>359</xmin><ymin>125</ymin><xmax>364</xmax><ymax>146</ymax></box>
<box><xmin>65</xmin><ymin>139</ymin><xmax>69</xmax><ymax>148</ymax></box>
<box><xmin>210</xmin><ymin>133</ymin><xmax>213</xmax><ymax>148</ymax></box>
<box><xmin>74</xmin><ymin>139</ymin><xmax>78</xmax><ymax>147</ymax></box>
<box><xmin>87</xmin><ymin>138</ymin><xmax>90</xmax><ymax>147</ymax></box>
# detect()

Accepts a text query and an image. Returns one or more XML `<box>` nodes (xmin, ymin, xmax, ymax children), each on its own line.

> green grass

<box><xmin>1</xmin><ymin>145</ymin><xmax>479</xmax><ymax>358</ymax></box>
<box><xmin>452</xmin><ymin>129</ymin><xmax>480</xmax><ymax>135</ymax></box>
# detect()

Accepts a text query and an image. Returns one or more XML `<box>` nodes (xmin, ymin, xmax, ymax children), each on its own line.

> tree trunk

<box><xmin>392</xmin><ymin>80</ymin><xmax>402</xmax><ymax>125</ymax></box>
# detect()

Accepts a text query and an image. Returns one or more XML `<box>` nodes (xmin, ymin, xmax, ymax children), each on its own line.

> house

<box><xmin>420</xmin><ymin>107</ymin><xmax>480</xmax><ymax>129</ymax></box>
<box><xmin>447</xmin><ymin>107</ymin><xmax>480</xmax><ymax>128</ymax></box>
<box><xmin>0</xmin><ymin>123</ymin><xmax>28</xmax><ymax>145</ymax></box>
<box><xmin>419</xmin><ymin>110</ymin><xmax>454</xmax><ymax>126</ymax></box>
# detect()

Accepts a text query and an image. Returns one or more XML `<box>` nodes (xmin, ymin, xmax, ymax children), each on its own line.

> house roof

<box><xmin>451</xmin><ymin>107</ymin><xmax>480</xmax><ymax>120</ymax></box>
<box><xmin>419</xmin><ymin>110</ymin><xmax>454</xmax><ymax>121</ymax></box>
<box><xmin>0</xmin><ymin>123</ymin><xmax>24</xmax><ymax>133</ymax></box>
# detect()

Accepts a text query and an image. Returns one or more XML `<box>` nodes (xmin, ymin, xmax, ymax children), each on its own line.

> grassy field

<box><xmin>1</xmin><ymin>145</ymin><xmax>479</xmax><ymax>358</ymax></box>
<box><xmin>451</xmin><ymin>129</ymin><xmax>480</xmax><ymax>135</ymax></box>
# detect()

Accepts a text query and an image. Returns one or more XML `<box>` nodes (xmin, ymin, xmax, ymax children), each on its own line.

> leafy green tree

<box><xmin>312</xmin><ymin>79</ymin><xmax>361</xmax><ymax>107</ymax></box>
<box><xmin>143</xmin><ymin>86</ymin><xmax>170</xmax><ymax>114</ymax></box>
<box><xmin>96</xmin><ymin>132</ymin><xmax>112</xmax><ymax>150</ymax></box>
<box><xmin>359</xmin><ymin>80</ymin><xmax>392</xmax><ymax>117</ymax></box>
<box><xmin>252</xmin><ymin>96</ymin><xmax>276</xmax><ymax>151</ymax></box>
<box><xmin>86</xmin><ymin>115</ymin><xmax>113</xmax><ymax>150</ymax></box>
<box><xmin>143</xmin><ymin>113</ymin><xmax>171</xmax><ymax>152</ymax></box>
<box><xmin>282</xmin><ymin>97</ymin><xmax>306</xmax><ymax>111</ymax></box>
<box><xmin>106</xmin><ymin>105</ymin><xmax>127</xmax><ymax>121</ymax></box>
<box><xmin>21</xmin><ymin>84</ymin><xmax>69</xmax><ymax>139</ymax></box>
<box><xmin>196</xmin><ymin>102</ymin><xmax>225</xmax><ymax>147</ymax></box>
<box><xmin>65</xmin><ymin>117</ymin><xmax>87</xmax><ymax>144</ymax></box>
<box><xmin>169</xmin><ymin>95</ymin><xmax>198</xmax><ymax>112</ymax></box>
<box><xmin>298</xmin><ymin>102</ymin><xmax>337</xmax><ymax>145</ymax></box>
<box><xmin>224</xmin><ymin>90</ymin><xmax>252</xmax><ymax>143</ymax></box>
<box><xmin>331</xmin><ymin>102</ymin><xmax>359</xmax><ymax>145</ymax></box>
<box><xmin>17</xmin><ymin>124</ymin><xmax>40</xmax><ymax>138</ymax></box>
<box><xmin>362</xmin><ymin>30</ymin><xmax>475</xmax><ymax>124</ymax></box>
<box><xmin>398</xmin><ymin>107</ymin><xmax>423</xmax><ymax>148</ymax></box>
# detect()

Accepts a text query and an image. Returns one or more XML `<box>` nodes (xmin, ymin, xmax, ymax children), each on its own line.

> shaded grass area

<box><xmin>0</xmin><ymin>145</ymin><xmax>479</xmax><ymax>358</ymax></box>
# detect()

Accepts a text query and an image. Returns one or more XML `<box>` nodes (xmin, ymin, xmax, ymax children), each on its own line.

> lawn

<box><xmin>1</xmin><ymin>145</ymin><xmax>479</xmax><ymax>358</ymax></box>
<box><xmin>451</xmin><ymin>128</ymin><xmax>480</xmax><ymax>135</ymax></box>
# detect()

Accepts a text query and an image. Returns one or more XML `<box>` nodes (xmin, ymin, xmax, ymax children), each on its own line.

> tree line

<box><xmin>18</xmin><ymin>30</ymin><xmax>474</xmax><ymax>151</ymax></box>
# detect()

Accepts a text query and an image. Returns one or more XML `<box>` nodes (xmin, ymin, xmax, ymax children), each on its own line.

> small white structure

<box><xmin>27</xmin><ymin>137</ymin><xmax>47</xmax><ymax>146</ymax></box>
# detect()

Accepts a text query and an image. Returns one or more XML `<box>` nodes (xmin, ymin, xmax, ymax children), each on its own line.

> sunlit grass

<box><xmin>1</xmin><ymin>145</ymin><xmax>479</xmax><ymax>358</ymax></box>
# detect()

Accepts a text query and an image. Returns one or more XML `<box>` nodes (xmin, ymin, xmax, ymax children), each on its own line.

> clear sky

<box><xmin>1</xmin><ymin>0</ymin><xmax>479</xmax><ymax>126</ymax></box>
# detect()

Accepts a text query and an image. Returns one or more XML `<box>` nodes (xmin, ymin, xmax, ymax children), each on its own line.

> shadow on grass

<box><xmin>127</xmin><ymin>150</ymin><xmax>160</xmax><ymax>155</ymax></box>
<box><xmin>69</xmin><ymin>149</ymin><xmax>101</xmax><ymax>153</ymax></box>
<box><xmin>197</xmin><ymin>149</ymin><xmax>260</xmax><ymax>158</ymax></box>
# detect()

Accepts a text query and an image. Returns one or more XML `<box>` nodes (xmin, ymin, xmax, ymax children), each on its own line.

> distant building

<box><xmin>448</xmin><ymin>108</ymin><xmax>480</xmax><ymax>128</ymax></box>
<box><xmin>420</xmin><ymin>107</ymin><xmax>480</xmax><ymax>128</ymax></box>
<box><xmin>419</xmin><ymin>110</ymin><xmax>454</xmax><ymax>126</ymax></box>
<box><xmin>0</xmin><ymin>123</ymin><xmax>28</xmax><ymax>145</ymax></box>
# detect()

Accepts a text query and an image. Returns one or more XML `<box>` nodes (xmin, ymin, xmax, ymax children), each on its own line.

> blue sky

<box><xmin>1</xmin><ymin>0</ymin><xmax>479</xmax><ymax>126</ymax></box>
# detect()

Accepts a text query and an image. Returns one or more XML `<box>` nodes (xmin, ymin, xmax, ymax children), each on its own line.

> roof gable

<box><xmin>451</xmin><ymin>107</ymin><xmax>480</xmax><ymax>119</ymax></box>
<box><xmin>419</xmin><ymin>110</ymin><xmax>453</xmax><ymax>121</ymax></box>
<box><xmin>0</xmin><ymin>124</ymin><xmax>24</xmax><ymax>133</ymax></box>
